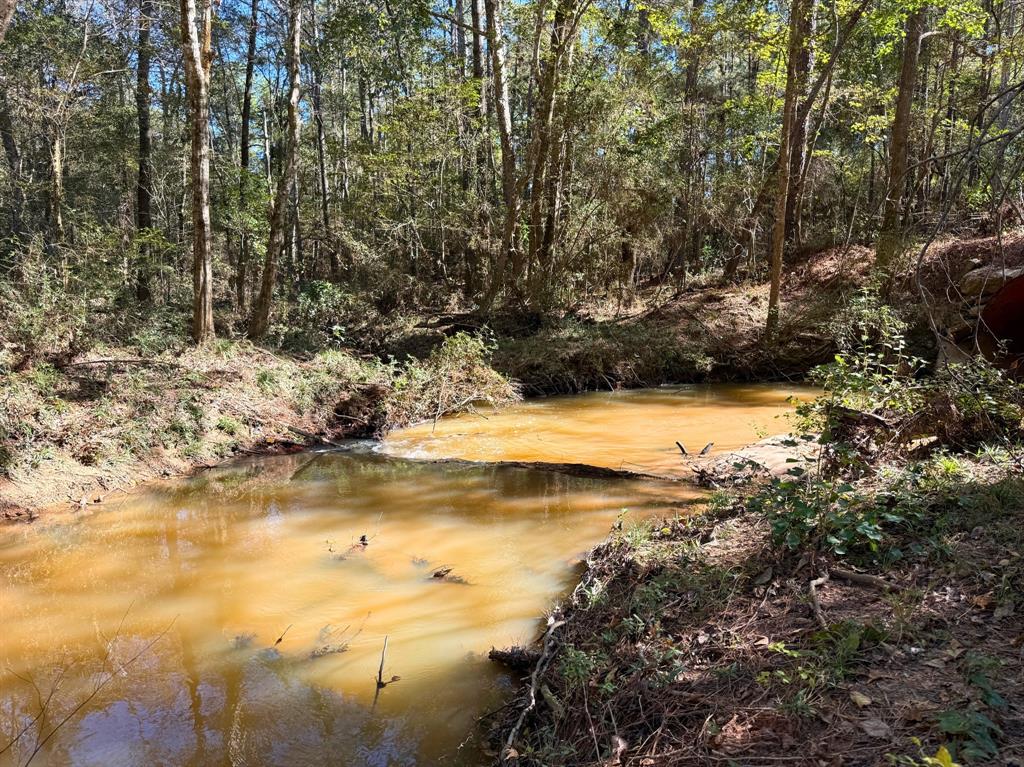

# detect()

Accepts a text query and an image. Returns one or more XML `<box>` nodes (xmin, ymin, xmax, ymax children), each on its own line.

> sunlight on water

<box><xmin>383</xmin><ymin>383</ymin><xmax>818</xmax><ymax>476</ymax></box>
<box><xmin>0</xmin><ymin>385</ymin><xmax>810</xmax><ymax>766</ymax></box>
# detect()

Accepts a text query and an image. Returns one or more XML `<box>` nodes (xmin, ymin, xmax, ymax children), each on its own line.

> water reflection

<box><xmin>1</xmin><ymin>386</ymin><xmax>807</xmax><ymax>765</ymax></box>
<box><xmin>1</xmin><ymin>452</ymin><xmax>683</xmax><ymax>766</ymax></box>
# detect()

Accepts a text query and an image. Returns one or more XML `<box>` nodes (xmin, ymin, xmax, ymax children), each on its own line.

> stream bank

<box><xmin>5</xmin><ymin>233</ymin><xmax>1019</xmax><ymax>520</ymax></box>
<box><xmin>488</xmin><ymin>315</ymin><xmax>1024</xmax><ymax>766</ymax></box>
<box><xmin>489</xmin><ymin>474</ymin><xmax>1024</xmax><ymax>766</ymax></box>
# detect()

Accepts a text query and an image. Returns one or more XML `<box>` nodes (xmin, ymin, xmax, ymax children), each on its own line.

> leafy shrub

<box><xmin>382</xmin><ymin>332</ymin><xmax>520</xmax><ymax>430</ymax></box>
<box><xmin>798</xmin><ymin>288</ymin><xmax>1022</xmax><ymax>466</ymax></box>
<box><xmin>270</xmin><ymin>281</ymin><xmax>359</xmax><ymax>349</ymax></box>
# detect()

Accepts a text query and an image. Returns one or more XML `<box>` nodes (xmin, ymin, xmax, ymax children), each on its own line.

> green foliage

<box><xmin>382</xmin><ymin>332</ymin><xmax>520</xmax><ymax>430</ymax></box>
<box><xmin>935</xmin><ymin>709</ymin><xmax>1002</xmax><ymax>762</ymax></box>
<box><xmin>756</xmin><ymin>287</ymin><xmax>1023</xmax><ymax>561</ymax></box>
<box><xmin>271</xmin><ymin>281</ymin><xmax>359</xmax><ymax>350</ymax></box>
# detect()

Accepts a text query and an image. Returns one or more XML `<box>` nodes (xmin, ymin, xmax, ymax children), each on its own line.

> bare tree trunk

<box><xmin>309</xmin><ymin>0</ymin><xmax>338</xmax><ymax>278</ymax></box>
<box><xmin>766</xmin><ymin>0</ymin><xmax>809</xmax><ymax>337</ymax></box>
<box><xmin>784</xmin><ymin>0</ymin><xmax>817</xmax><ymax>248</ymax></box>
<box><xmin>236</xmin><ymin>0</ymin><xmax>258</xmax><ymax>311</ymax></box>
<box><xmin>49</xmin><ymin>130</ymin><xmax>66</xmax><ymax>247</ymax></box>
<box><xmin>0</xmin><ymin>92</ymin><xmax>27</xmax><ymax>259</ymax></box>
<box><xmin>876</xmin><ymin>7</ymin><xmax>925</xmax><ymax>270</ymax></box>
<box><xmin>526</xmin><ymin>0</ymin><xmax>584</xmax><ymax>302</ymax></box>
<box><xmin>136</xmin><ymin>0</ymin><xmax>154</xmax><ymax>302</ymax></box>
<box><xmin>481</xmin><ymin>0</ymin><xmax>519</xmax><ymax>310</ymax></box>
<box><xmin>0</xmin><ymin>0</ymin><xmax>15</xmax><ymax>43</ymax></box>
<box><xmin>181</xmin><ymin>0</ymin><xmax>215</xmax><ymax>342</ymax></box>
<box><xmin>248</xmin><ymin>0</ymin><xmax>300</xmax><ymax>339</ymax></box>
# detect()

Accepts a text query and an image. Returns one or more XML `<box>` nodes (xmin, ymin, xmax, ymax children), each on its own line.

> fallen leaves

<box><xmin>849</xmin><ymin>690</ymin><xmax>872</xmax><ymax>708</ymax></box>
<box><xmin>858</xmin><ymin>718</ymin><xmax>891</xmax><ymax>739</ymax></box>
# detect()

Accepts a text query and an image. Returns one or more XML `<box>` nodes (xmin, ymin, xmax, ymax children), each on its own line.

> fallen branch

<box><xmin>503</xmin><ymin>615</ymin><xmax>566</xmax><ymax>763</ymax></box>
<box><xmin>489</xmin><ymin>646</ymin><xmax>542</xmax><ymax>672</ymax></box>
<box><xmin>832</xmin><ymin>567</ymin><xmax>897</xmax><ymax>592</ymax></box>
<box><xmin>285</xmin><ymin>425</ymin><xmax>346</xmax><ymax>449</ymax></box>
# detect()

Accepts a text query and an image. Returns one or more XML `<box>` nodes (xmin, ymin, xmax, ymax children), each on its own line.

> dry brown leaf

<box><xmin>849</xmin><ymin>690</ymin><xmax>872</xmax><ymax>708</ymax></box>
<box><xmin>859</xmin><ymin>718</ymin><xmax>891</xmax><ymax>739</ymax></box>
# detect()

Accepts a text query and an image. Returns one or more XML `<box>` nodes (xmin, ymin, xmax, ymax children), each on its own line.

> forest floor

<box><xmin>2</xmin><ymin>231</ymin><xmax>1020</xmax><ymax>518</ymax></box>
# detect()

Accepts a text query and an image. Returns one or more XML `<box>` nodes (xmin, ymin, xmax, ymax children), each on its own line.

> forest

<box><xmin>1</xmin><ymin>0</ymin><xmax>1023</xmax><ymax>764</ymax></box>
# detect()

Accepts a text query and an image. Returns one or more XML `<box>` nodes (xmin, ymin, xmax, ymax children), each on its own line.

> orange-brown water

<box><xmin>0</xmin><ymin>385</ymin><xmax>812</xmax><ymax>766</ymax></box>
<box><xmin>384</xmin><ymin>384</ymin><xmax>817</xmax><ymax>476</ymax></box>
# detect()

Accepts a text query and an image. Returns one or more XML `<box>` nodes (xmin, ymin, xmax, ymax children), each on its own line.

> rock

<box><xmin>959</xmin><ymin>265</ymin><xmax>1024</xmax><ymax>298</ymax></box>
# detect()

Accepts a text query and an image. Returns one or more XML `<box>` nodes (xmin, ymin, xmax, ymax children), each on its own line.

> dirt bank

<box><xmin>0</xmin><ymin>335</ymin><xmax>517</xmax><ymax>520</ymax></box>
<box><xmin>389</xmin><ymin>232</ymin><xmax>1024</xmax><ymax>396</ymax></box>
<box><xmin>5</xmin><ymin>232</ymin><xmax>1019</xmax><ymax>519</ymax></box>
<box><xmin>489</xmin><ymin>460</ymin><xmax>1024</xmax><ymax>766</ymax></box>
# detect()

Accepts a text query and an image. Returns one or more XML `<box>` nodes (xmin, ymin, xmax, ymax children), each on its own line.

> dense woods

<box><xmin>1</xmin><ymin>0</ymin><xmax>1021</xmax><ymax>339</ymax></box>
<box><xmin>2</xmin><ymin>1</ymin><xmax>1024</xmax><ymax>764</ymax></box>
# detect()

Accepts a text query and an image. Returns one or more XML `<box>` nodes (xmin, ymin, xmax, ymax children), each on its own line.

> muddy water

<box><xmin>0</xmin><ymin>385</ymin><xmax>811</xmax><ymax>766</ymax></box>
<box><xmin>384</xmin><ymin>384</ymin><xmax>818</xmax><ymax>476</ymax></box>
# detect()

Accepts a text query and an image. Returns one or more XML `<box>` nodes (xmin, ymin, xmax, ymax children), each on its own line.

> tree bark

<box><xmin>766</xmin><ymin>0</ymin><xmax>809</xmax><ymax>337</ymax></box>
<box><xmin>0</xmin><ymin>91</ymin><xmax>27</xmax><ymax>258</ymax></box>
<box><xmin>526</xmin><ymin>0</ymin><xmax>585</xmax><ymax>301</ymax></box>
<box><xmin>876</xmin><ymin>7</ymin><xmax>926</xmax><ymax>271</ymax></box>
<box><xmin>248</xmin><ymin>0</ymin><xmax>301</xmax><ymax>339</ymax></box>
<box><xmin>236</xmin><ymin>0</ymin><xmax>258</xmax><ymax>310</ymax></box>
<box><xmin>0</xmin><ymin>0</ymin><xmax>15</xmax><ymax>43</ymax></box>
<box><xmin>481</xmin><ymin>0</ymin><xmax>519</xmax><ymax>310</ymax></box>
<box><xmin>308</xmin><ymin>0</ymin><xmax>338</xmax><ymax>278</ymax></box>
<box><xmin>181</xmin><ymin>0</ymin><xmax>215</xmax><ymax>342</ymax></box>
<box><xmin>135</xmin><ymin>0</ymin><xmax>155</xmax><ymax>302</ymax></box>
<box><xmin>784</xmin><ymin>0</ymin><xmax>816</xmax><ymax>247</ymax></box>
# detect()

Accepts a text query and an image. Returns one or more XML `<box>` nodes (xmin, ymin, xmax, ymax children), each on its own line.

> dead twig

<box><xmin>285</xmin><ymin>425</ymin><xmax>345</xmax><ymax>448</ymax></box>
<box><xmin>809</xmin><ymin>571</ymin><xmax>830</xmax><ymax>630</ymax></box>
<box><xmin>832</xmin><ymin>567</ymin><xmax>897</xmax><ymax>592</ymax></box>
<box><xmin>503</xmin><ymin>614</ymin><xmax>566</xmax><ymax>762</ymax></box>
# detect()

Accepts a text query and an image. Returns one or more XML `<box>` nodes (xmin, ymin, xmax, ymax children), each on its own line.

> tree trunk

<box><xmin>236</xmin><ymin>0</ymin><xmax>257</xmax><ymax>311</ymax></box>
<box><xmin>309</xmin><ymin>1</ymin><xmax>338</xmax><ymax>278</ymax></box>
<box><xmin>526</xmin><ymin>0</ymin><xmax>584</xmax><ymax>301</ymax></box>
<box><xmin>135</xmin><ymin>0</ymin><xmax>154</xmax><ymax>302</ymax></box>
<box><xmin>49</xmin><ymin>130</ymin><xmax>66</xmax><ymax>249</ymax></box>
<box><xmin>0</xmin><ymin>91</ymin><xmax>27</xmax><ymax>259</ymax></box>
<box><xmin>0</xmin><ymin>0</ymin><xmax>15</xmax><ymax>43</ymax></box>
<box><xmin>181</xmin><ymin>0</ymin><xmax>215</xmax><ymax>343</ymax></box>
<box><xmin>481</xmin><ymin>0</ymin><xmax>519</xmax><ymax>310</ymax></box>
<box><xmin>784</xmin><ymin>0</ymin><xmax>816</xmax><ymax>248</ymax></box>
<box><xmin>876</xmin><ymin>7</ymin><xmax>925</xmax><ymax>271</ymax></box>
<box><xmin>765</xmin><ymin>0</ymin><xmax>808</xmax><ymax>338</ymax></box>
<box><xmin>248</xmin><ymin>0</ymin><xmax>300</xmax><ymax>339</ymax></box>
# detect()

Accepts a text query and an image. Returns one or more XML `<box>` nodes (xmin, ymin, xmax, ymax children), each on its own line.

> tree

<box><xmin>876</xmin><ymin>7</ymin><xmax>926</xmax><ymax>271</ymax></box>
<box><xmin>0</xmin><ymin>0</ymin><xmax>15</xmax><ymax>43</ymax></box>
<box><xmin>135</xmin><ymin>0</ymin><xmax>154</xmax><ymax>302</ymax></box>
<box><xmin>181</xmin><ymin>0</ymin><xmax>215</xmax><ymax>342</ymax></box>
<box><xmin>236</xmin><ymin>0</ymin><xmax>259</xmax><ymax>310</ymax></box>
<box><xmin>481</xmin><ymin>0</ymin><xmax>518</xmax><ymax>310</ymax></box>
<box><xmin>766</xmin><ymin>0</ymin><xmax>811</xmax><ymax>337</ymax></box>
<box><xmin>248</xmin><ymin>0</ymin><xmax>301</xmax><ymax>340</ymax></box>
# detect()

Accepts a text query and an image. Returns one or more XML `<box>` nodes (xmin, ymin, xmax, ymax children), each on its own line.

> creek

<box><xmin>0</xmin><ymin>384</ymin><xmax>815</xmax><ymax>766</ymax></box>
